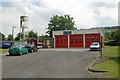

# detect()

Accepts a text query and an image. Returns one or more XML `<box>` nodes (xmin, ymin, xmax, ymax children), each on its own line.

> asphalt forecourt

<box><xmin>2</xmin><ymin>48</ymin><xmax>104</xmax><ymax>78</ymax></box>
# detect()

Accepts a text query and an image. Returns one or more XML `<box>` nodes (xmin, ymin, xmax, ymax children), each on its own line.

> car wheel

<box><xmin>20</xmin><ymin>52</ymin><xmax>22</xmax><ymax>56</ymax></box>
<box><xmin>31</xmin><ymin>49</ymin><xmax>33</xmax><ymax>53</ymax></box>
<box><xmin>90</xmin><ymin>49</ymin><xmax>91</xmax><ymax>51</ymax></box>
<box><xmin>9</xmin><ymin>53</ymin><xmax>12</xmax><ymax>56</ymax></box>
<box><xmin>36</xmin><ymin>50</ymin><xmax>37</xmax><ymax>52</ymax></box>
<box><xmin>26</xmin><ymin>51</ymin><xmax>28</xmax><ymax>54</ymax></box>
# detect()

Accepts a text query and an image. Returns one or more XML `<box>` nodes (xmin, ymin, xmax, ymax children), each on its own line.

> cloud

<box><xmin>0</xmin><ymin>0</ymin><xmax>119</xmax><ymax>37</ymax></box>
<box><xmin>41</xmin><ymin>0</ymin><xmax>97</xmax><ymax>28</ymax></box>
<box><xmin>90</xmin><ymin>2</ymin><xmax>116</xmax><ymax>8</ymax></box>
<box><xmin>1</xmin><ymin>1</ymin><xmax>65</xmax><ymax>37</ymax></box>
<box><xmin>90</xmin><ymin>1</ymin><xmax>118</xmax><ymax>27</ymax></box>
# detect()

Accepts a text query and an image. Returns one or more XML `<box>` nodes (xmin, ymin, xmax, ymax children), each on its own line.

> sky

<box><xmin>0</xmin><ymin>0</ymin><xmax>119</xmax><ymax>38</ymax></box>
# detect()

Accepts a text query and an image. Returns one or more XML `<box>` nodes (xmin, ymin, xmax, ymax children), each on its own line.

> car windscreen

<box><xmin>25</xmin><ymin>44</ymin><xmax>33</xmax><ymax>47</ymax></box>
<box><xmin>38</xmin><ymin>44</ymin><xmax>42</xmax><ymax>46</ymax></box>
<box><xmin>26</xmin><ymin>44</ymin><xmax>33</xmax><ymax>46</ymax></box>
<box><xmin>11</xmin><ymin>45</ymin><xmax>20</xmax><ymax>48</ymax></box>
<box><xmin>91</xmin><ymin>43</ymin><xmax>98</xmax><ymax>45</ymax></box>
<box><xmin>14</xmin><ymin>42</ymin><xmax>26</xmax><ymax>46</ymax></box>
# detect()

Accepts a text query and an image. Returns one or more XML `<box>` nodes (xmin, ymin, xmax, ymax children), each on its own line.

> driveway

<box><xmin>2</xmin><ymin>48</ymin><xmax>104</xmax><ymax>78</ymax></box>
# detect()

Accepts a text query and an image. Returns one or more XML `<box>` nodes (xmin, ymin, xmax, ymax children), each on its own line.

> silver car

<box><xmin>90</xmin><ymin>42</ymin><xmax>101</xmax><ymax>51</ymax></box>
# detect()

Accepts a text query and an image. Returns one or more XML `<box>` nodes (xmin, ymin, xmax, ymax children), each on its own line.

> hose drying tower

<box><xmin>20</xmin><ymin>16</ymin><xmax>29</xmax><ymax>40</ymax></box>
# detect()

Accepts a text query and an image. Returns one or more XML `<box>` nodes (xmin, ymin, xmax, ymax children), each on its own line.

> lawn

<box><xmin>102</xmin><ymin>46</ymin><xmax>119</xmax><ymax>57</ymax></box>
<box><xmin>93</xmin><ymin>58</ymin><xmax>119</xmax><ymax>78</ymax></box>
<box><xmin>93</xmin><ymin>46</ymin><xmax>120</xmax><ymax>78</ymax></box>
<box><xmin>0</xmin><ymin>49</ymin><xmax>8</xmax><ymax>54</ymax></box>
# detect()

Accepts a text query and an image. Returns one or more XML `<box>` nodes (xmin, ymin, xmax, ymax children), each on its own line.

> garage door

<box><xmin>70</xmin><ymin>34</ymin><xmax>83</xmax><ymax>48</ymax></box>
<box><xmin>55</xmin><ymin>35</ymin><xmax>68</xmax><ymax>48</ymax></box>
<box><xmin>85</xmin><ymin>34</ymin><xmax>100</xmax><ymax>48</ymax></box>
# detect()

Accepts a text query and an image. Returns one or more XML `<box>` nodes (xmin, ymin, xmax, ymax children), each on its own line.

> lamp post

<box><xmin>99</xmin><ymin>29</ymin><xmax>104</xmax><ymax>58</ymax></box>
<box><xmin>98</xmin><ymin>30</ymin><xmax>102</xmax><ymax>58</ymax></box>
<box><xmin>12</xmin><ymin>26</ymin><xmax>16</xmax><ymax>41</ymax></box>
<box><xmin>100</xmin><ymin>29</ymin><xmax>104</xmax><ymax>58</ymax></box>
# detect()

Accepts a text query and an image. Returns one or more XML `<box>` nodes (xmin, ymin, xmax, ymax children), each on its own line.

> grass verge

<box><xmin>0</xmin><ymin>49</ymin><xmax>8</xmax><ymax>54</ymax></box>
<box><xmin>93</xmin><ymin>58</ymin><xmax>119</xmax><ymax>78</ymax></box>
<box><xmin>93</xmin><ymin>46</ymin><xmax>119</xmax><ymax>78</ymax></box>
<box><xmin>102</xmin><ymin>46</ymin><xmax>119</xmax><ymax>57</ymax></box>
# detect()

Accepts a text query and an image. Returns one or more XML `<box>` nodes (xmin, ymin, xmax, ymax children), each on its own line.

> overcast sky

<box><xmin>0</xmin><ymin>0</ymin><xmax>119</xmax><ymax>38</ymax></box>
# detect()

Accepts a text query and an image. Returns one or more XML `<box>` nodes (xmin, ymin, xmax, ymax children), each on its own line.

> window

<box><xmin>86</xmin><ymin>41</ymin><xmax>89</xmax><ymax>43</ymax></box>
<box><xmin>75</xmin><ymin>39</ymin><xmax>78</xmax><ymax>43</ymax></box>
<box><xmin>87</xmin><ymin>36</ymin><xmax>89</xmax><ymax>38</ymax></box>
<box><xmin>60</xmin><ymin>38</ymin><xmax>63</xmax><ymax>43</ymax></box>
<box><xmin>91</xmin><ymin>36</ymin><xmax>94</xmax><ymax>40</ymax></box>
<box><xmin>46</xmin><ymin>40</ymin><xmax>50</xmax><ymax>45</ymax></box>
<box><xmin>96</xmin><ymin>37</ymin><xmax>98</xmax><ymax>41</ymax></box>
<box><xmin>64</xmin><ymin>39</ymin><xmax>67</xmax><ymax>43</ymax></box>
<box><xmin>56</xmin><ymin>38</ymin><xmax>59</xmax><ymax>43</ymax></box>
<box><xmin>79</xmin><ymin>37</ymin><xmax>82</xmax><ymax>43</ymax></box>
<box><xmin>63</xmin><ymin>31</ymin><xmax>71</xmax><ymax>35</ymax></box>
<box><xmin>75</xmin><ymin>37</ymin><xmax>78</xmax><ymax>43</ymax></box>
<box><xmin>70</xmin><ymin>39</ymin><xmax>73</xmax><ymax>43</ymax></box>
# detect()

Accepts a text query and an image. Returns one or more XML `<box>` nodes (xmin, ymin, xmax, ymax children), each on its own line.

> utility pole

<box><xmin>12</xmin><ymin>26</ymin><xmax>16</xmax><ymax>42</ymax></box>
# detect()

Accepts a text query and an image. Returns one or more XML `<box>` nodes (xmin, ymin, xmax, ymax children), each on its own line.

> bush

<box><xmin>104</xmin><ymin>40</ymin><xmax>119</xmax><ymax>46</ymax></box>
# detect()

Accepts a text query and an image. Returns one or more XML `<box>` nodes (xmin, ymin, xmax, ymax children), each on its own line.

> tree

<box><xmin>7</xmin><ymin>34</ymin><xmax>13</xmax><ymax>41</ymax></box>
<box><xmin>104</xmin><ymin>32</ymin><xmax>111</xmax><ymax>41</ymax></box>
<box><xmin>28</xmin><ymin>30</ymin><xmax>38</xmax><ymax>38</ymax></box>
<box><xmin>46</xmin><ymin>15</ymin><xmax>77</xmax><ymax>37</ymax></box>
<box><xmin>15</xmin><ymin>33</ymin><xmax>23</xmax><ymax>41</ymax></box>
<box><xmin>110</xmin><ymin>31</ymin><xmax>116</xmax><ymax>40</ymax></box>
<box><xmin>0</xmin><ymin>32</ymin><xmax>5</xmax><ymax>41</ymax></box>
<box><xmin>114</xmin><ymin>29</ymin><xmax>120</xmax><ymax>45</ymax></box>
<box><xmin>15</xmin><ymin>31</ymin><xmax>38</xmax><ymax>41</ymax></box>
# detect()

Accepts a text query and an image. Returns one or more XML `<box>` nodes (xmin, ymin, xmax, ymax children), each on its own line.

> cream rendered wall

<box><xmin>53</xmin><ymin>29</ymin><xmax>104</xmax><ymax>48</ymax></box>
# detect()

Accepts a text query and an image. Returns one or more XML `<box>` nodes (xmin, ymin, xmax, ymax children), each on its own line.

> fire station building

<box><xmin>53</xmin><ymin>29</ymin><xmax>104</xmax><ymax>48</ymax></box>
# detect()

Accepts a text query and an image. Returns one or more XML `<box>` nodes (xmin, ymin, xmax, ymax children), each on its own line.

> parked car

<box><xmin>14</xmin><ymin>42</ymin><xmax>27</xmax><ymax>46</ymax></box>
<box><xmin>25</xmin><ymin>44</ymin><xmax>37</xmax><ymax>53</ymax></box>
<box><xmin>90</xmin><ymin>42</ymin><xmax>101</xmax><ymax>51</ymax></box>
<box><xmin>9</xmin><ymin>44</ymin><xmax>28</xmax><ymax>56</ymax></box>
<box><xmin>0</xmin><ymin>42</ymin><xmax>13</xmax><ymax>49</ymax></box>
<box><xmin>37</xmin><ymin>44</ymin><xmax>42</xmax><ymax>49</ymax></box>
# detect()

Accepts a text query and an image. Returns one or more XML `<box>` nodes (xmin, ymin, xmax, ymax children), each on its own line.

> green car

<box><xmin>9</xmin><ymin>44</ymin><xmax>28</xmax><ymax>56</ymax></box>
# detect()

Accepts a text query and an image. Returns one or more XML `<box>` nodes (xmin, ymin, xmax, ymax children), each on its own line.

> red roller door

<box><xmin>55</xmin><ymin>35</ymin><xmax>68</xmax><ymax>48</ymax></box>
<box><xmin>85</xmin><ymin>34</ymin><xmax>100</xmax><ymax>48</ymax></box>
<box><xmin>70</xmin><ymin>34</ymin><xmax>83</xmax><ymax>48</ymax></box>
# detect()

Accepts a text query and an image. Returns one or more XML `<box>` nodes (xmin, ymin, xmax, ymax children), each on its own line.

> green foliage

<box><xmin>0</xmin><ymin>32</ymin><xmax>5</xmax><ymax>41</ymax></box>
<box><xmin>15</xmin><ymin>33</ymin><xmax>23</xmax><ymax>41</ymax></box>
<box><xmin>111</xmin><ymin>31</ymin><xmax>116</xmax><ymax>39</ymax></box>
<box><xmin>104</xmin><ymin>40</ymin><xmax>118</xmax><ymax>46</ymax></box>
<box><xmin>47</xmin><ymin>15</ymin><xmax>77</xmax><ymax>37</ymax></box>
<box><xmin>104</xmin><ymin>31</ymin><xmax>115</xmax><ymax>41</ymax></box>
<box><xmin>15</xmin><ymin>31</ymin><xmax>38</xmax><ymax>40</ymax></box>
<box><xmin>104</xmin><ymin>32</ymin><xmax>110</xmax><ymax>41</ymax></box>
<box><xmin>114</xmin><ymin>29</ymin><xmax>120</xmax><ymax>45</ymax></box>
<box><xmin>28</xmin><ymin>30</ymin><xmax>38</xmax><ymax>38</ymax></box>
<box><xmin>7</xmin><ymin>34</ymin><xmax>13</xmax><ymax>41</ymax></box>
<box><xmin>104</xmin><ymin>29</ymin><xmax>120</xmax><ymax>45</ymax></box>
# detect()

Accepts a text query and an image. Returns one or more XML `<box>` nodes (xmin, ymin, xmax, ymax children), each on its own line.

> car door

<box><xmin>21</xmin><ymin>46</ymin><xmax>27</xmax><ymax>53</ymax></box>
